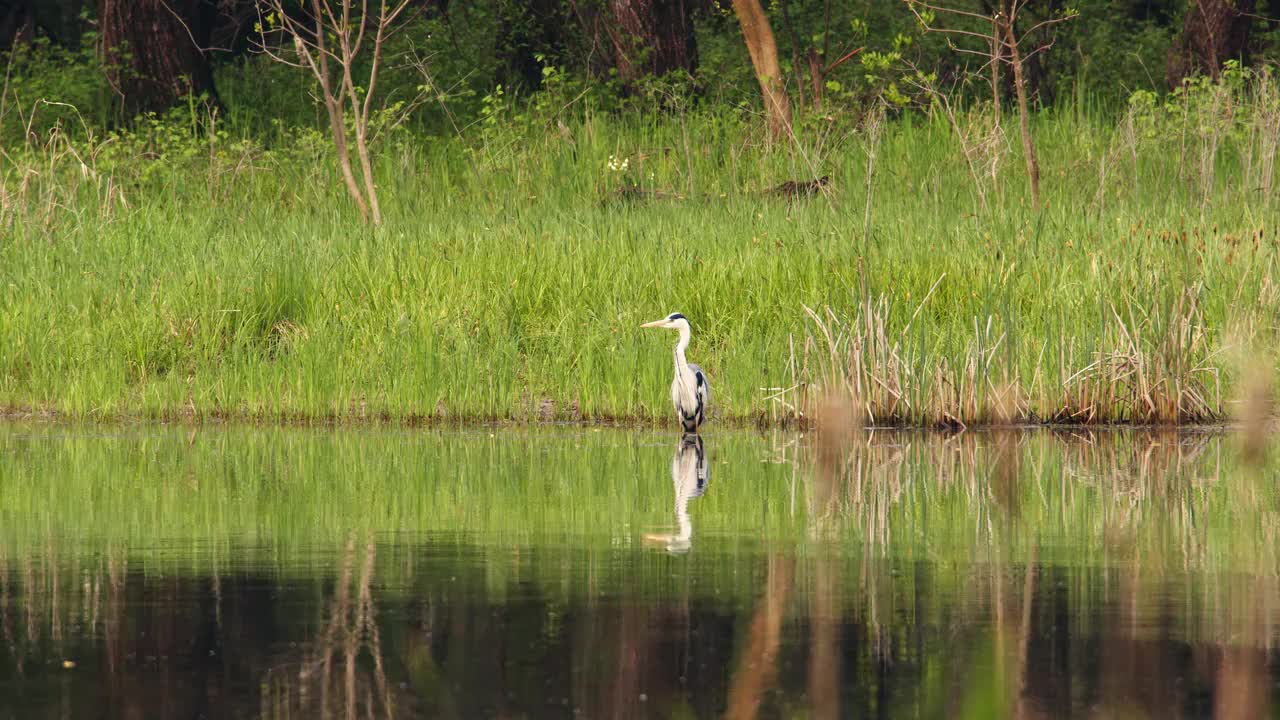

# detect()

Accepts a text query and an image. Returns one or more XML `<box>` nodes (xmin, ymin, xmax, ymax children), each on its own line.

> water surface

<box><xmin>0</xmin><ymin>425</ymin><xmax>1275</xmax><ymax>719</ymax></box>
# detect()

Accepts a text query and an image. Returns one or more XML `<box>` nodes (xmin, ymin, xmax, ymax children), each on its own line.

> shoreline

<box><xmin>0</xmin><ymin>405</ymin><xmax>1242</xmax><ymax>433</ymax></box>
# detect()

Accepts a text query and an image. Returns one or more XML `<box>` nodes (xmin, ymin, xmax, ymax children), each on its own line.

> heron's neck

<box><xmin>675</xmin><ymin>506</ymin><xmax>692</xmax><ymax>541</ymax></box>
<box><xmin>672</xmin><ymin>325</ymin><xmax>691</xmax><ymax>375</ymax></box>
<box><xmin>674</xmin><ymin>486</ymin><xmax>692</xmax><ymax>540</ymax></box>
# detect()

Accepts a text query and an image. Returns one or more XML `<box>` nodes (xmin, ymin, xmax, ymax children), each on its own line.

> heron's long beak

<box><xmin>641</xmin><ymin>319</ymin><xmax>667</xmax><ymax>328</ymax></box>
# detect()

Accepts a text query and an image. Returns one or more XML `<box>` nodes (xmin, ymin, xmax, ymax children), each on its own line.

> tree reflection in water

<box><xmin>264</xmin><ymin>535</ymin><xmax>399</xmax><ymax>720</ymax></box>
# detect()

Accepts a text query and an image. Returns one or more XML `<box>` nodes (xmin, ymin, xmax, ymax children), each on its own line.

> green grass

<box><xmin>2</xmin><ymin>81</ymin><xmax>1279</xmax><ymax>425</ymax></box>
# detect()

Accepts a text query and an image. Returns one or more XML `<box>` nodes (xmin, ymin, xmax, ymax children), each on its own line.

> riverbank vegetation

<box><xmin>1</xmin><ymin>2</ymin><xmax>1278</xmax><ymax>426</ymax></box>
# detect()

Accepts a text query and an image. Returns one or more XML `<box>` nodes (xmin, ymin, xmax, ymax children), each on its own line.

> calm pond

<box><xmin>0</xmin><ymin>425</ymin><xmax>1274</xmax><ymax>719</ymax></box>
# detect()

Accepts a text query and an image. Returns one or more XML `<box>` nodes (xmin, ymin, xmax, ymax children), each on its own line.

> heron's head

<box><xmin>641</xmin><ymin>313</ymin><xmax>689</xmax><ymax>331</ymax></box>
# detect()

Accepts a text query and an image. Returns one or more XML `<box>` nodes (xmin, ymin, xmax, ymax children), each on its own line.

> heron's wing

<box><xmin>688</xmin><ymin>364</ymin><xmax>709</xmax><ymax>417</ymax></box>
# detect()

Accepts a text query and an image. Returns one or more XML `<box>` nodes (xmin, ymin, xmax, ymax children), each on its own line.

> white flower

<box><xmin>607</xmin><ymin>154</ymin><xmax>630</xmax><ymax>173</ymax></box>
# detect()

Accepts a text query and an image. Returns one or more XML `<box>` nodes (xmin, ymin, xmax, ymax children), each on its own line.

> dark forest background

<box><xmin>0</xmin><ymin>0</ymin><xmax>1276</xmax><ymax>140</ymax></box>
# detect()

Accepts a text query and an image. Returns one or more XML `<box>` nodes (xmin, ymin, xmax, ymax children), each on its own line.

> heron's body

<box><xmin>671</xmin><ymin>359</ymin><xmax>707</xmax><ymax>434</ymax></box>
<box><xmin>643</xmin><ymin>313</ymin><xmax>710</xmax><ymax>434</ymax></box>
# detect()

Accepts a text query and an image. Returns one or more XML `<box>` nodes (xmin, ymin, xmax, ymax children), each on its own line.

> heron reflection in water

<box><xmin>644</xmin><ymin>435</ymin><xmax>711</xmax><ymax>554</ymax></box>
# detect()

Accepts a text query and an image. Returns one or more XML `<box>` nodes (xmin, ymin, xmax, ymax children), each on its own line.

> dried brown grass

<box><xmin>781</xmin><ymin>285</ymin><xmax>1223</xmax><ymax>428</ymax></box>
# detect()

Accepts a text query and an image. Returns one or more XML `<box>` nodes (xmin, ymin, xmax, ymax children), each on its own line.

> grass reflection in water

<box><xmin>0</xmin><ymin>426</ymin><xmax>1274</xmax><ymax>718</ymax></box>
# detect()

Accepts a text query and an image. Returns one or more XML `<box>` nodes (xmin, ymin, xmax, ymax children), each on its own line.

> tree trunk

<box><xmin>495</xmin><ymin>0</ymin><xmax>575</xmax><ymax>92</ymax></box>
<box><xmin>606</xmin><ymin>0</ymin><xmax>697</xmax><ymax>90</ymax></box>
<box><xmin>724</xmin><ymin>555</ymin><xmax>794</xmax><ymax>720</ymax></box>
<box><xmin>730</xmin><ymin>0</ymin><xmax>791</xmax><ymax>140</ymax></box>
<box><xmin>2</xmin><ymin>0</ymin><xmax>89</xmax><ymax>51</ymax></box>
<box><xmin>1004</xmin><ymin>15</ymin><xmax>1040</xmax><ymax>209</ymax></box>
<box><xmin>98</xmin><ymin>0</ymin><xmax>220</xmax><ymax>117</ymax></box>
<box><xmin>807</xmin><ymin>49</ymin><xmax>823</xmax><ymax>111</ymax></box>
<box><xmin>207</xmin><ymin>0</ymin><xmax>262</xmax><ymax>58</ymax></box>
<box><xmin>0</xmin><ymin>0</ymin><xmax>34</xmax><ymax>51</ymax></box>
<box><xmin>1166</xmin><ymin>0</ymin><xmax>1257</xmax><ymax>88</ymax></box>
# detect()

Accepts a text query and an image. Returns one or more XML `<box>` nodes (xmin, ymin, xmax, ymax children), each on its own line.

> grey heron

<box><xmin>641</xmin><ymin>313</ymin><xmax>709</xmax><ymax>434</ymax></box>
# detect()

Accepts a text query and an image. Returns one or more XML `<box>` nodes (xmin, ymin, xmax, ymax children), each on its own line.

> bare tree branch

<box><xmin>157</xmin><ymin>0</ymin><xmax>238</xmax><ymax>53</ymax></box>
<box><xmin>253</xmin><ymin>0</ymin><xmax>415</xmax><ymax>225</ymax></box>
<box><xmin>906</xmin><ymin>0</ymin><xmax>996</xmax><ymax>24</ymax></box>
<box><xmin>1016</xmin><ymin>14</ymin><xmax>1077</xmax><ymax>41</ymax></box>
<box><xmin>947</xmin><ymin>41</ymin><xmax>1006</xmax><ymax>59</ymax></box>
<box><xmin>925</xmin><ymin>23</ymin><xmax>1009</xmax><ymax>44</ymax></box>
<box><xmin>351</xmin><ymin>0</ymin><xmax>369</xmax><ymax>60</ymax></box>
<box><xmin>1018</xmin><ymin>39</ymin><xmax>1060</xmax><ymax>66</ymax></box>
<box><xmin>823</xmin><ymin>46</ymin><xmax>864</xmax><ymax>75</ymax></box>
<box><xmin>902</xmin><ymin>0</ymin><xmax>1074</xmax><ymax>211</ymax></box>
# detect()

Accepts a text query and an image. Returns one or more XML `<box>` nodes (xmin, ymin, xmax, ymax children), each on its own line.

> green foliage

<box><xmin>1046</xmin><ymin>4</ymin><xmax>1174</xmax><ymax>104</ymax></box>
<box><xmin>0</xmin><ymin>0</ymin><xmax>1263</xmax><ymax>145</ymax></box>
<box><xmin>0</xmin><ymin>34</ymin><xmax>111</xmax><ymax>141</ymax></box>
<box><xmin>1121</xmin><ymin>62</ymin><xmax>1280</xmax><ymax>202</ymax></box>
